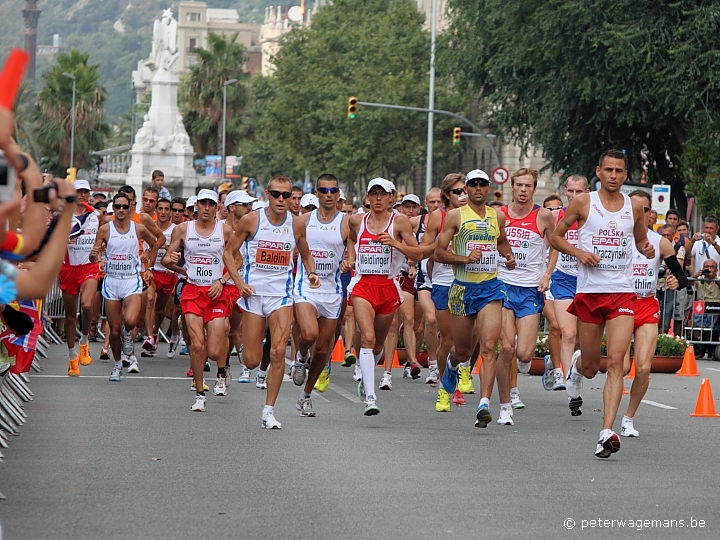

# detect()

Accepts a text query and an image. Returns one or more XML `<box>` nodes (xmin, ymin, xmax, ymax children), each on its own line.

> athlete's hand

<box><xmin>143</xmin><ymin>270</ymin><xmax>153</xmax><ymax>284</ymax></box>
<box><xmin>666</xmin><ymin>274</ymin><xmax>679</xmax><ymax>290</ymax></box>
<box><xmin>308</xmin><ymin>273</ymin><xmax>321</xmax><ymax>289</ymax></box>
<box><xmin>166</xmin><ymin>251</ymin><xmax>181</xmax><ymax>265</ymax></box>
<box><xmin>465</xmin><ymin>248</ymin><xmax>482</xmax><ymax>264</ymax></box>
<box><xmin>577</xmin><ymin>250</ymin><xmax>601</xmax><ymax>267</ymax></box>
<box><xmin>377</xmin><ymin>232</ymin><xmax>397</xmax><ymax>249</ymax></box>
<box><xmin>538</xmin><ymin>274</ymin><xmax>550</xmax><ymax>293</ymax></box>
<box><xmin>642</xmin><ymin>241</ymin><xmax>655</xmax><ymax>260</ymax></box>
<box><xmin>407</xmin><ymin>266</ymin><xmax>417</xmax><ymax>280</ymax></box>
<box><xmin>140</xmin><ymin>251</ymin><xmax>151</xmax><ymax>265</ymax></box>
<box><xmin>208</xmin><ymin>280</ymin><xmax>224</xmax><ymax>300</ymax></box>
<box><xmin>238</xmin><ymin>282</ymin><xmax>255</xmax><ymax>298</ymax></box>
<box><xmin>340</xmin><ymin>259</ymin><xmax>354</xmax><ymax>273</ymax></box>
<box><xmin>504</xmin><ymin>253</ymin><xmax>517</xmax><ymax>271</ymax></box>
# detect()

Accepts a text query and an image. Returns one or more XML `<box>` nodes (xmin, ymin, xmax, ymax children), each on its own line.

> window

<box><xmin>188</xmin><ymin>37</ymin><xmax>197</xmax><ymax>53</ymax></box>
<box><xmin>187</xmin><ymin>12</ymin><xmax>201</xmax><ymax>22</ymax></box>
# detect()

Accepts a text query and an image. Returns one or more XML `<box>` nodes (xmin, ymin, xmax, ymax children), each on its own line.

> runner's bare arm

<box><xmin>294</xmin><ymin>217</ymin><xmax>320</xmax><ymax>288</ymax></box>
<box><xmin>496</xmin><ymin>212</ymin><xmax>516</xmax><ymax>270</ymax></box>
<box><xmin>538</xmin><ymin>207</ymin><xmax>556</xmax><ymax>291</ymax></box>
<box><xmin>549</xmin><ymin>194</ymin><xmax>598</xmax><ymax>266</ymax></box>
<box><xmin>222</xmin><ymin>212</ymin><xmax>257</xmax><ymax>294</ymax></box>
<box><xmin>418</xmin><ymin>209</ymin><xmax>441</xmax><ymax>259</ymax></box>
<box><xmin>341</xmin><ymin>214</ymin><xmax>360</xmax><ymax>272</ymax></box>
<box><xmin>88</xmin><ymin>223</ymin><xmax>108</xmax><ymax>263</ymax></box>
<box><xmin>340</xmin><ymin>212</ymin><xmax>350</xmax><ymax>243</ymax></box>
<box><xmin>161</xmin><ymin>222</ymin><xmax>187</xmax><ymax>275</ymax></box>
<box><xmin>381</xmin><ymin>214</ymin><xmax>422</xmax><ymax>261</ymax></box>
<box><xmin>631</xmin><ymin>198</ymin><xmax>653</xmax><ymax>258</ymax></box>
<box><xmin>433</xmin><ymin>209</ymin><xmax>467</xmax><ymax>264</ymax></box>
<box><xmin>139</xmin><ymin>223</ymin><xmax>163</xmax><ymax>274</ymax></box>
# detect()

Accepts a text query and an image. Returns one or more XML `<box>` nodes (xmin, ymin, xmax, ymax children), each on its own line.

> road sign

<box><xmin>492</xmin><ymin>167</ymin><xmax>509</xmax><ymax>184</ymax></box>
<box><xmin>247</xmin><ymin>178</ymin><xmax>257</xmax><ymax>191</ymax></box>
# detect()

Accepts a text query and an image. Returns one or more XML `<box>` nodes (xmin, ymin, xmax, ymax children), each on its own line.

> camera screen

<box><xmin>0</xmin><ymin>163</ymin><xmax>9</xmax><ymax>186</ymax></box>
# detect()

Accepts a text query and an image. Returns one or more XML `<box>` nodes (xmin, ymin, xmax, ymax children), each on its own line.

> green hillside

<box><xmin>0</xmin><ymin>0</ymin><xmax>278</xmax><ymax>119</ymax></box>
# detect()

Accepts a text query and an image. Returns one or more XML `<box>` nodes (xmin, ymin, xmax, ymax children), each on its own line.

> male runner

<box><xmin>550</xmin><ymin>150</ymin><xmax>654</xmax><ymax>458</ymax></box>
<box><xmin>434</xmin><ymin>169</ymin><xmax>515</xmax><ymax>427</ymax></box>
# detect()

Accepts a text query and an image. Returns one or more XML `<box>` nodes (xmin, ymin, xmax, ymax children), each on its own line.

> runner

<box><xmin>343</xmin><ymin>178</ymin><xmax>423</xmax><ymax>415</ymax></box>
<box><xmin>549</xmin><ymin>150</ymin><xmax>655</xmax><ymax>458</ymax></box>
<box><xmin>89</xmin><ymin>193</ymin><xmax>163</xmax><ymax>381</ymax></box>
<box><xmin>223</xmin><ymin>176</ymin><xmax>320</xmax><ymax>428</ymax></box>
<box><xmin>60</xmin><ymin>180</ymin><xmax>100</xmax><ymax>376</ymax></box>
<box><xmin>162</xmin><ymin>189</ymin><xmax>234</xmax><ymax>411</ymax></box>
<box><xmin>496</xmin><ymin>169</ymin><xmax>555</xmax><ymax>423</ymax></box>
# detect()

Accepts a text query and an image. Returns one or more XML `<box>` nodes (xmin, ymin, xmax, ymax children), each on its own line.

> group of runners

<box><xmin>57</xmin><ymin>151</ymin><xmax>688</xmax><ymax>457</ymax></box>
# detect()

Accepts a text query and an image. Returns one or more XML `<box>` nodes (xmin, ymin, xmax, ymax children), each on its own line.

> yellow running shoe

<box><xmin>435</xmin><ymin>388</ymin><xmax>450</xmax><ymax>412</ymax></box>
<box><xmin>458</xmin><ymin>365</ymin><xmax>475</xmax><ymax>394</ymax></box>
<box><xmin>68</xmin><ymin>356</ymin><xmax>81</xmax><ymax>377</ymax></box>
<box><xmin>191</xmin><ymin>380</ymin><xmax>210</xmax><ymax>392</ymax></box>
<box><xmin>79</xmin><ymin>343</ymin><xmax>92</xmax><ymax>366</ymax></box>
<box><xmin>314</xmin><ymin>369</ymin><xmax>330</xmax><ymax>392</ymax></box>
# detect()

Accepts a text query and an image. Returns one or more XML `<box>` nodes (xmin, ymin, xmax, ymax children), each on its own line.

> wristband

<box><xmin>308</xmin><ymin>271</ymin><xmax>318</xmax><ymax>277</ymax></box>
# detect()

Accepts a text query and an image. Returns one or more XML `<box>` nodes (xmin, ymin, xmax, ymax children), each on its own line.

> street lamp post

<box><xmin>62</xmin><ymin>72</ymin><xmax>76</xmax><ymax>169</ymax></box>
<box><xmin>221</xmin><ymin>78</ymin><xmax>238</xmax><ymax>180</ymax></box>
<box><xmin>425</xmin><ymin>0</ymin><xmax>437</xmax><ymax>194</ymax></box>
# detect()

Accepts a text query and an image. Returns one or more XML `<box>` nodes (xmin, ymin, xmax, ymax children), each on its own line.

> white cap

<box><xmin>196</xmin><ymin>189</ymin><xmax>218</xmax><ymax>203</ymax></box>
<box><xmin>225</xmin><ymin>190</ymin><xmax>256</xmax><ymax>206</ymax></box>
<box><xmin>465</xmin><ymin>169</ymin><xmax>490</xmax><ymax>184</ymax></box>
<box><xmin>252</xmin><ymin>200</ymin><xmax>266</xmax><ymax>211</ymax></box>
<box><xmin>339</xmin><ymin>189</ymin><xmax>346</xmax><ymax>201</ymax></box>
<box><xmin>367</xmin><ymin>178</ymin><xmax>396</xmax><ymax>193</ymax></box>
<box><xmin>301</xmin><ymin>194</ymin><xmax>319</xmax><ymax>208</ymax></box>
<box><xmin>401</xmin><ymin>194</ymin><xmax>421</xmax><ymax>206</ymax></box>
<box><xmin>74</xmin><ymin>180</ymin><xmax>91</xmax><ymax>191</ymax></box>
<box><xmin>106</xmin><ymin>205</ymin><xmax>114</xmax><ymax>214</ymax></box>
<box><xmin>186</xmin><ymin>196</ymin><xmax>197</xmax><ymax>208</ymax></box>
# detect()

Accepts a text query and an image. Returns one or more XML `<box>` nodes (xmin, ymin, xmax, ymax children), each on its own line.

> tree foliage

<box><xmin>32</xmin><ymin>49</ymin><xmax>109</xmax><ymax>174</ymax></box>
<box><xmin>180</xmin><ymin>32</ymin><xmax>251</xmax><ymax>158</ymax></box>
<box><xmin>443</xmin><ymin>0</ymin><xmax>720</xmax><ymax>213</ymax></box>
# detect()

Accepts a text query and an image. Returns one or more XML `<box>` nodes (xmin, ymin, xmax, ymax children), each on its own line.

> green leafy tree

<box><xmin>442</xmin><ymin>0</ymin><xmax>720</xmax><ymax>214</ymax></box>
<box><xmin>180</xmin><ymin>32</ymin><xmax>250</xmax><ymax>158</ymax></box>
<box><xmin>32</xmin><ymin>49</ymin><xmax>109</xmax><ymax>175</ymax></box>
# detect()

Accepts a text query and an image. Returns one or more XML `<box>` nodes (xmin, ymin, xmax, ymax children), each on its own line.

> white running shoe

<box><xmin>517</xmin><ymin>358</ymin><xmax>532</xmax><ymax>374</ymax></box>
<box><xmin>364</xmin><ymin>396</ymin><xmax>380</xmax><ymax>416</ymax></box>
<box><xmin>542</xmin><ymin>355</ymin><xmax>555</xmax><ymax>391</ymax></box>
<box><xmin>291</xmin><ymin>352</ymin><xmax>308</xmax><ymax>386</ymax></box>
<box><xmin>262</xmin><ymin>411</ymin><xmax>282</xmax><ymax>429</ymax></box>
<box><xmin>167</xmin><ymin>339</ymin><xmax>178</xmax><ymax>359</ymax></box>
<box><xmin>128</xmin><ymin>357</ymin><xmax>139</xmax><ymax>373</ymax></box>
<box><xmin>109</xmin><ymin>367</ymin><xmax>122</xmax><ymax>382</ymax></box>
<box><xmin>379</xmin><ymin>372</ymin><xmax>392</xmax><ymax>390</ymax></box>
<box><xmin>552</xmin><ymin>369</ymin><xmax>566</xmax><ymax>391</ymax></box>
<box><xmin>621</xmin><ymin>420</ymin><xmax>639</xmax><ymax>437</ymax></box>
<box><xmin>425</xmin><ymin>364</ymin><xmax>439</xmax><ymax>385</ymax></box>
<box><xmin>255</xmin><ymin>371</ymin><xmax>267</xmax><ymax>389</ymax></box>
<box><xmin>121</xmin><ymin>327</ymin><xmax>134</xmax><ymax>356</ymax></box>
<box><xmin>121</xmin><ymin>353</ymin><xmax>131</xmax><ymax>368</ymax></box>
<box><xmin>191</xmin><ymin>395</ymin><xmax>206</xmax><ymax>412</ymax></box>
<box><xmin>296</xmin><ymin>396</ymin><xmax>316</xmax><ymax>417</ymax></box>
<box><xmin>213</xmin><ymin>375</ymin><xmax>227</xmax><ymax>396</ymax></box>
<box><xmin>238</xmin><ymin>366</ymin><xmax>251</xmax><ymax>383</ymax></box>
<box><xmin>595</xmin><ymin>429</ymin><xmax>621</xmax><ymax>458</ymax></box>
<box><xmin>497</xmin><ymin>405</ymin><xmax>514</xmax><ymax>425</ymax></box>
<box><xmin>510</xmin><ymin>389</ymin><xmax>525</xmax><ymax>409</ymax></box>
<box><xmin>402</xmin><ymin>364</ymin><xmax>411</xmax><ymax>379</ymax></box>
<box><xmin>353</xmin><ymin>363</ymin><xmax>362</xmax><ymax>382</ymax></box>
<box><xmin>566</xmin><ymin>350</ymin><xmax>583</xmax><ymax>399</ymax></box>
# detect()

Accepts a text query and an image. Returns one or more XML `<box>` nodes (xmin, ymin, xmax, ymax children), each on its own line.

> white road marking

<box><xmin>327</xmin><ymin>383</ymin><xmax>362</xmax><ymax>403</ymax></box>
<box><xmin>641</xmin><ymin>399</ymin><xmax>678</xmax><ymax>410</ymax></box>
<box><xmin>705</xmin><ymin>367</ymin><xmax>720</xmax><ymax>372</ymax></box>
<box><xmin>34</xmin><ymin>375</ymin><xmax>188</xmax><ymax>380</ymax></box>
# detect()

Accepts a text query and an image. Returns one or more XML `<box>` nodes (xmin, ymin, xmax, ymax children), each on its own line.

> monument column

<box><xmin>22</xmin><ymin>0</ymin><xmax>41</xmax><ymax>85</ymax></box>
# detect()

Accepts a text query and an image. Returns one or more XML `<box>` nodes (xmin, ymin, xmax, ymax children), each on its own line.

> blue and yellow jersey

<box><xmin>451</xmin><ymin>205</ymin><xmax>500</xmax><ymax>284</ymax></box>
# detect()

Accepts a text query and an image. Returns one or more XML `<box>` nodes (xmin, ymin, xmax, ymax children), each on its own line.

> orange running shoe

<box><xmin>79</xmin><ymin>343</ymin><xmax>92</xmax><ymax>366</ymax></box>
<box><xmin>68</xmin><ymin>356</ymin><xmax>81</xmax><ymax>376</ymax></box>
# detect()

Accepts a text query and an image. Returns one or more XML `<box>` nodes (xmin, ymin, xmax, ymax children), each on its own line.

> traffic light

<box><xmin>66</xmin><ymin>167</ymin><xmax>77</xmax><ymax>182</ymax></box>
<box><xmin>452</xmin><ymin>127</ymin><xmax>461</xmax><ymax>145</ymax></box>
<box><xmin>396</xmin><ymin>192</ymin><xmax>405</xmax><ymax>202</ymax></box>
<box><xmin>242</xmin><ymin>177</ymin><xmax>249</xmax><ymax>191</ymax></box>
<box><xmin>347</xmin><ymin>96</ymin><xmax>357</xmax><ymax>119</ymax></box>
<box><xmin>494</xmin><ymin>190</ymin><xmax>503</xmax><ymax>201</ymax></box>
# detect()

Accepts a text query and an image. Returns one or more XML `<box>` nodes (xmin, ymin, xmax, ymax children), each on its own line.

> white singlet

<box><xmin>354</xmin><ymin>212</ymin><xmax>404</xmax><ymax>279</ymax></box>
<box><xmin>576</xmin><ymin>191</ymin><xmax>635</xmax><ymax>294</ymax></box>
<box><xmin>430</xmin><ymin>208</ymin><xmax>455</xmax><ymax>287</ymax></box>
<box><xmin>105</xmin><ymin>221</ymin><xmax>141</xmax><ymax>279</ymax></box>
<box><xmin>184</xmin><ymin>220</ymin><xmax>224</xmax><ymax>286</ymax></box>
<box><xmin>296</xmin><ymin>209</ymin><xmax>345</xmax><ymax>295</ymax></box>
<box><xmin>66</xmin><ymin>212</ymin><xmax>100</xmax><ymax>266</ymax></box>
<box><xmin>244</xmin><ymin>209</ymin><xmax>296</xmax><ymax>297</ymax></box>
<box><xmin>498</xmin><ymin>205</ymin><xmax>547</xmax><ymax>287</ymax></box>
<box><xmin>153</xmin><ymin>223</ymin><xmax>176</xmax><ymax>272</ymax></box>
<box><xmin>632</xmin><ymin>229</ymin><xmax>662</xmax><ymax>298</ymax></box>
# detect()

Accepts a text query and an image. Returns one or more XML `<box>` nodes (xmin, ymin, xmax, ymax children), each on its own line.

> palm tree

<box><xmin>32</xmin><ymin>49</ymin><xmax>109</xmax><ymax>175</ymax></box>
<box><xmin>180</xmin><ymin>32</ymin><xmax>250</xmax><ymax>157</ymax></box>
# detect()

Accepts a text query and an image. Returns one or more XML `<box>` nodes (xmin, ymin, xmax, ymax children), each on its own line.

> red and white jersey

<box><xmin>498</xmin><ymin>204</ymin><xmax>546</xmax><ymax>287</ymax></box>
<box><xmin>632</xmin><ymin>229</ymin><xmax>662</xmax><ymax>298</ymax></box>
<box><xmin>431</xmin><ymin>208</ymin><xmax>455</xmax><ymax>287</ymax></box>
<box><xmin>184</xmin><ymin>220</ymin><xmax>224</xmax><ymax>286</ymax></box>
<box><xmin>152</xmin><ymin>223</ymin><xmax>176</xmax><ymax>272</ymax></box>
<box><xmin>576</xmin><ymin>191</ymin><xmax>635</xmax><ymax>293</ymax></box>
<box><xmin>355</xmin><ymin>212</ymin><xmax>403</xmax><ymax>279</ymax></box>
<box><xmin>243</xmin><ymin>209</ymin><xmax>296</xmax><ymax>296</ymax></box>
<box><xmin>66</xmin><ymin>212</ymin><xmax>100</xmax><ymax>266</ymax></box>
<box><xmin>555</xmin><ymin>208</ymin><xmax>579</xmax><ymax>277</ymax></box>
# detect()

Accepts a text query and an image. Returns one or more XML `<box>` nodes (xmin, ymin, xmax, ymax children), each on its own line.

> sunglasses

<box><xmin>317</xmin><ymin>187</ymin><xmax>339</xmax><ymax>194</ymax></box>
<box><xmin>268</xmin><ymin>190</ymin><xmax>292</xmax><ymax>200</ymax></box>
<box><xmin>142</xmin><ymin>197</ymin><xmax>157</xmax><ymax>203</ymax></box>
<box><xmin>449</xmin><ymin>188</ymin><xmax>466</xmax><ymax>195</ymax></box>
<box><xmin>466</xmin><ymin>179</ymin><xmax>490</xmax><ymax>188</ymax></box>
<box><xmin>113</xmin><ymin>204</ymin><xmax>130</xmax><ymax>210</ymax></box>
<box><xmin>643</xmin><ymin>206</ymin><xmax>652</xmax><ymax>213</ymax></box>
<box><xmin>171</xmin><ymin>208</ymin><xmax>184</xmax><ymax>213</ymax></box>
<box><xmin>545</xmin><ymin>206</ymin><xmax>563</xmax><ymax>211</ymax></box>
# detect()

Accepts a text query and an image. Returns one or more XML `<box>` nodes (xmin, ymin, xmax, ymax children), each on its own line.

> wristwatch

<box><xmin>219</xmin><ymin>278</ymin><xmax>227</xmax><ymax>285</ymax></box>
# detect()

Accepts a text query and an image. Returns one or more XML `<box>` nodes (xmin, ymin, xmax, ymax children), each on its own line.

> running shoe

<box><xmin>213</xmin><ymin>375</ymin><xmax>227</xmax><ymax>396</ymax></box>
<box><xmin>353</xmin><ymin>363</ymin><xmax>362</xmax><ymax>381</ymax></box>
<box><xmin>425</xmin><ymin>364</ymin><xmax>439</xmax><ymax>385</ymax></box>
<box><xmin>128</xmin><ymin>357</ymin><xmax>140</xmax><ymax>373</ymax></box>
<box><xmin>68</xmin><ymin>356</ymin><xmax>81</xmax><ymax>377</ymax></box>
<box><xmin>621</xmin><ymin>419</ymin><xmax>639</xmax><ymax>437</ymax></box>
<box><xmin>314</xmin><ymin>368</ymin><xmax>330</xmax><ymax>392</ymax></box>
<box><xmin>497</xmin><ymin>405</ymin><xmax>514</xmax><ymax>426</ymax></box>
<box><xmin>441</xmin><ymin>360</ymin><xmax>459</xmax><ymax>394</ymax></box>
<box><xmin>167</xmin><ymin>339</ymin><xmax>178</xmax><ymax>359</ymax></box>
<box><xmin>402</xmin><ymin>364</ymin><xmax>411</xmax><ymax>379</ymax></box>
<box><xmin>79</xmin><ymin>343</ymin><xmax>92</xmax><ymax>366</ymax></box>
<box><xmin>357</xmin><ymin>381</ymin><xmax>366</xmax><ymax>401</ymax></box>
<box><xmin>435</xmin><ymin>389</ymin><xmax>451</xmax><ymax>412</ymax></box>
<box><xmin>292</xmin><ymin>351</ymin><xmax>309</xmax><ymax>386</ymax></box>
<box><xmin>204</xmin><ymin>361</ymin><xmax>210</xmax><ymax>372</ymax></box>
<box><xmin>121</xmin><ymin>327</ymin><xmax>134</xmax><ymax>356</ymax></box>
<box><xmin>238</xmin><ymin>366</ymin><xmax>251</xmax><ymax>383</ymax></box>
<box><xmin>552</xmin><ymin>369</ymin><xmax>566</xmax><ymax>391</ymax></box>
<box><xmin>566</xmin><ymin>349</ymin><xmax>583</xmax><ymax>399</ymax></box>
<box><xmin>458</xmin><ymin>365</ymin><xmax>475</xmax><ymax>394</ymax></box>
<box><xmin>262</xmin><ymin>411</ymin><xmax>282</xmax><ymax>429</ymax></box>
<box><xmin>517</xmin><ymin>358</ymin><xmax>532</xmax><ymax>374</ymax></box>
<box><xmin>296</xmin><ymin>396</ymin><xmax>316</xmax><ymax>417</ymax></box>
<box><xmin>379</xmin><ymin>372</ymin><xmax>392</xmax><ymax>390</ymax></box>
<box><xmin>452</xmin><ymin>389</ymin><xmax>466</xmax><ymax>406</ymax></box>
<box><xmin>541</xmin><ymin>354</ymin><xmax>555</xmax><ymax>391</ymax></box>
<box><xmin>190</xmin><ymin>380</ymin><xmax>210</xmax><ymax>392</ymax></box>
<box><xmin>100</xmin><ymin>346</ymin><xmax>110</xmax><ymax>361</ymax></box>
<box><xmin>595</xmin><ymin>429</ymin><xmax>621</xmax><ymax>458</ymax></box>
<box><xmin>121</xmin><ymin>353</ymin><xmax>131</xmax><ymax>368</ymax></box>
<box><xmin>109</xmin><ymin>367</ymin><xmax>122</xmax><ymax>382</ymax></box>
<box><xmin>140</xmin><ymin>350</ymin><xmax>156</xmax><ymax>358</ymax></box>
<box><xmin>255</xmin><ymin>372</ymin><xmax>267</xmax><ymax>389</ymax></box>
<box><xmin>510</xmin><ymin>389</ymin><xmax>525</xmax><ymax>409</ymax></box>
<box><xmin>186</xmin><ymin>368</ymin><xmax>194</xmax><ymax>378</ymax></box>
<box><xmin>410</xmin><ymin>361</ymin><xmax>421</xmax><ymax>380</ymax></box>
<box><xmin>569</xmin><ymin>396</ymin><xmax>583</xmax><ymax>417</ymax></box>
<box><xmin>364</xmin><ymin>396</ymin><xmax>380</xmax><ymax>416</ymax></box>
<box><xmin>342</xmin><ymin>350</ymin><xmax>357</xmax><ymax>367</ymax></box>
<box><xmin>191</xmin><ymin>395</ymin><xmax>206</xmax><ymax>412</ymax></box>
<box><xmin>142</xmin><ymin>335</ymin><xmax>156</xmax><ymax>352</ymax></box>
<box><xmin>474</xmin><ymin>403</ymin><xmax>492</xmax><ymax>428</ymax></box>
<box><xmin>180</xmin><ymin>346</ymin><xmax>189</xmax><ymax>356</ymax></box>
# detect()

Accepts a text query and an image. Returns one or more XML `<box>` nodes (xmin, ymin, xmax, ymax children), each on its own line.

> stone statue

<box><xmin>151</xmin><ymin>8</ymin><xmax>179</xmax><ymax>73</ymax></box>
<box><xmin>169</xmin><ymin>114</ymin><xmax>191</xmax><ymax>148</ymax></box>
<box><xmin>135</xmin><ymin>114</ymin><xmax>156</xmax><ymax>148</ymax></box>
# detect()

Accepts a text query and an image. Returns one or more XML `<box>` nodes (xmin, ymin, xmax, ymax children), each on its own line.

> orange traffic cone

<box><xmin>473</xmin><ymin>355</ymin><xmax>483</xmax><ymax>374</ymax></box>
<box><xmin>625</xmin><ymin>359</ymin><xmax>636</xmax><ymax>379</ymax></box>
<box><xmin>391</xmin><ymin>350</ymin><xmax>403</xmax><ymax>368</ymax></box>
<box><xmin>690</xmin><ymin>378</ymin><xmax>720</xmax><ymax>417</ymax></box>
<box><xmin>676</xmin><ymin>345</ymin><xmax>700</xmax><ymax>376</ymax></box>
<box><xmin>622</xmin><ymin>384</ymin><xmax>629</xmax><ymax>395</ymax></box>
<box><xmin>330</xmin><ymin>337</ymin><xmax>344</xmax><ymax>363</ymax></box>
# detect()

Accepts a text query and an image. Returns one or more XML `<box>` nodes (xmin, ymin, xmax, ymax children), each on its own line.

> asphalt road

<box><xmin>0</xmin><ymin>342</ymin><xmax>719</xmax><ymax>540</ymax></box>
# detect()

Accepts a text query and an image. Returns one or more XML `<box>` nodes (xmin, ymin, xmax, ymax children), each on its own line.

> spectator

<box><xmin>689</xmin><ymin>216</ymin><xmax>720</xmax><ymax>276</ymax></box>
<box><xmin>648</xmin><ymin>209</ymin><xmax>658</xmax><ymax>230</ymax></box>
<box><xmin>151</xmin><ymin>170</ymin><xmax>171</xmax><ymax>200</ymax></box>
<box><xmin>691</xmin><ymin>259</ymin><xmax>720</xmax><ymax>357</ymax></box>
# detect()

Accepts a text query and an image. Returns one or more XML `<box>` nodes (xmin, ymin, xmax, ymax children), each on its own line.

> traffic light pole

<box><xmin>356</xmin><ymin>101</ymin><xmax>502</xmax><ymax>171</ymax></box>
